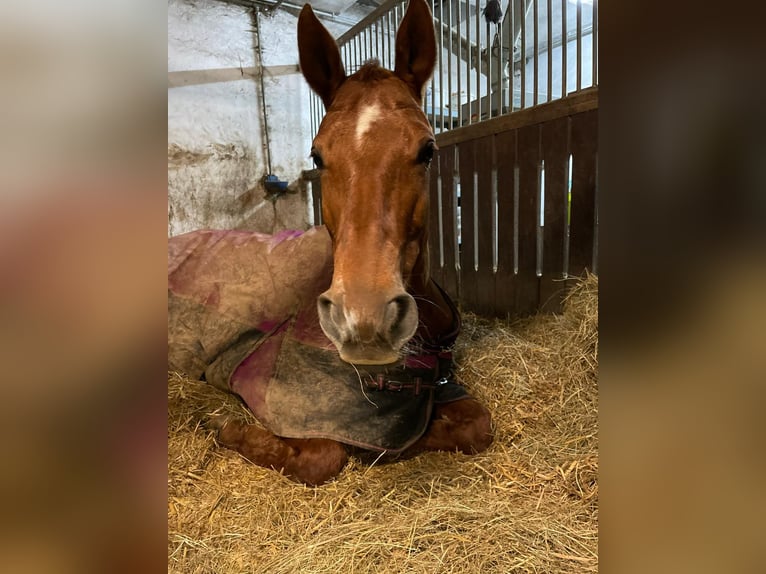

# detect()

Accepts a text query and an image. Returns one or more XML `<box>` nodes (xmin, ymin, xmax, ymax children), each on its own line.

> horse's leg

<box><xmin>210</xmin><ymin>418</ymin><xmax>348</xmax><ymax>486</ymax></box>
<box><xmin>411</xmin><ymin>398</ymin><xmax>493</xmax><ymax>454</ymax></box>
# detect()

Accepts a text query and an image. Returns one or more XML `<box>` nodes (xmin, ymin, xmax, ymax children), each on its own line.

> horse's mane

<box><xmin>353</xmin><ymin>60</ymin><xmax>394</xmax><ymax>82</ymax></box>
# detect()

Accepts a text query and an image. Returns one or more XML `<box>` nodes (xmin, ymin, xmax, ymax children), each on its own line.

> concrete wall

<box><xmin>168</xmin><ymin>0</ymin><xmax>315</xmax><ymax>236</ymax></box>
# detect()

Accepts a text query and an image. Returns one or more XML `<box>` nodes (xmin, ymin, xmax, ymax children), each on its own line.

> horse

<box><xmin>210</xmin><ymin>0</ymin><xmax>493</xmax><ymax>485</ymax></box>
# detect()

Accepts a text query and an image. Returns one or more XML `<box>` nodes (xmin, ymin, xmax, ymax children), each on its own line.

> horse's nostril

<box><xmin>386</xmin><ymin>295</ymin><xmax>411</xmax><ymax>325</ymax></box>
<box><xmin>318</xmin><ymin>293</ymin><xmax>344</xmax><ymax>326</ymax></box>
<box><xmin>317</xmin><ymin>292</ymin><xmax>346</xmax><ymax>347</ymax></box>
<box><xmin>386</xmin><ymin>293</ymin><xmax>418</xmax><ymax>348</ymax></box>
<box><xmin>318</xmin><ymin>294</ymin><xmax>333</xmax><ymax>313</ymax></box>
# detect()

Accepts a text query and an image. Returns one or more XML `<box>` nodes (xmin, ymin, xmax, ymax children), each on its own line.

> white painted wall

<box><xmin>167</xmin><ymin>0</ymin><xmax>315</xmax><ymax>236</ymax></box>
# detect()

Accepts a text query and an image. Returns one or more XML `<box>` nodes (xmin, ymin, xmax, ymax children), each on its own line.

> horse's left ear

<box><xmin>394</xmin><ymin>0</ymin><xmax>437</xmax><ymax>102</ymax></box>
<box><xmin>298</xmin><ymin>4</ymin><xmax>347</xmax><ymax>108</ymax></box>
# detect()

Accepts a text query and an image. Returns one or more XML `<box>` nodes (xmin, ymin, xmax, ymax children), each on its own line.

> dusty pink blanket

<box><xmin>168</xmin><ymin>227</ymin><xmax>468</xmax><ymax>452</ymax></box>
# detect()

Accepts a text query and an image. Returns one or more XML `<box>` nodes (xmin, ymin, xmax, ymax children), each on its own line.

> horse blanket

<box><xmin>168</xmin><ymin>226</ymin><xmax>469</xmax><ymax>453</ymax></box>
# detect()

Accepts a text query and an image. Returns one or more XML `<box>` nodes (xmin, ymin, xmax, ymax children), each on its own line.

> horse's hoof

<box><xmin>205</xmin><ymin>414</ymin><xmax>233</xmax><ymax>431</ymax></box>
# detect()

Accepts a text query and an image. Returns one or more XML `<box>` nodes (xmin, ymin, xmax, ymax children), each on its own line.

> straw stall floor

<box><xmin>168</xmin><ymin>275</ymin><xmax>598</xmax><ymax>573</ymax></box>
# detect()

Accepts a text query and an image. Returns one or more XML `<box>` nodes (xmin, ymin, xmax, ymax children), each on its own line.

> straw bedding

<box><xmin>168</xmin><ymin>274</ymin><xmax>598</xmax><ymax>573</ymax></box>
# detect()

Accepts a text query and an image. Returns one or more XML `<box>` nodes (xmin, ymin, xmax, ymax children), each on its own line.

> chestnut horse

<box><xmin>214</xmin><ymin>0</ymin><xmax>492</xmax><ymax>485</ymax></box>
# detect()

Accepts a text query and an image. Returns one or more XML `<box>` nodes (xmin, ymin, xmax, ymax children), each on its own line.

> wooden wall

<box><xmin>429</xmin><ymin>88</ymin><xmax>598</xmax><ymax>316</ymax></box>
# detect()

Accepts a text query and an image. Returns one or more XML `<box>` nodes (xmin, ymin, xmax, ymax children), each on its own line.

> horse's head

<box><xmin>298</xmin><ymin>0</ymin><xmax>437</xmax><ymax>365</ymax></box>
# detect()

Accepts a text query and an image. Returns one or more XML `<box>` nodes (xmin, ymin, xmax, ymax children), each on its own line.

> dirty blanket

<box><xmin>168</xmin><ymin>227</ymin><xmax>469</xmax><ymax>453</ymax></box>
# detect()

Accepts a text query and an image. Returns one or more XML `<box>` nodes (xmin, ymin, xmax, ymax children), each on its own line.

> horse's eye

<box><xmin>417</xmin><ymin>140</ymin><xmax>437</xmax><ymax>167</ymax></box>
<box><xmin>310</xmin><ymin>148</ymin><xmax>324</xmax><ymax>169</ymax></box>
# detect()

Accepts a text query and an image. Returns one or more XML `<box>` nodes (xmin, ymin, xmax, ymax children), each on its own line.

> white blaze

<box><xmin>355</xmin><ymin>103</ymin><xmax>381</xmax><ymax>145</ymax></box>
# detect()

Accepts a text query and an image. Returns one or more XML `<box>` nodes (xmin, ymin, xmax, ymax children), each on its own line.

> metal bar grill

<box><xmin>474</xmin><ymin>1</ymin><xmax>481</xmax><ymax>121</ymax></box>
<box><xmin>306</xmin><ymin>0</ymin><xmax>598</xmax><ymax>138</ymax></box>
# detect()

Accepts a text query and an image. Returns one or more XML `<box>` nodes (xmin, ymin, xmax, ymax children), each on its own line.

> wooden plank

<box><xmin>457</xmin><ymin>139</ymin><xmax>479</xmax><ymax>311</ymax></box>
<box><xmin>539</xmin><ymin>116</ymin><xmax>571</xmax><ymax>312</ymax></box>
<box><xmin>474</xmin><ymin>134</ymin><xmax>496</xmax><ymax>315</ymax></box>
<box><xmin>515</xmin><ymin>124</ymin><xmax>541</xmax><ymax>315</ymax></box>
<box><xmin>435</xmin><ymin>87</ymin><xmax>598</xmax><ymax>147</ymax></box>
<box><xmin>494</xmin><ymin>129</ymin><xmax>517</xmax><ymax>316</ymax></box>
<box><xmin>568</xmin><ymin>109</ymin><xmax>598</xmax><ymax>278</ymax></box>
<box><xmin>440</xmin><ymin>145</ymin><xmax>459</xmax><ymax>300</ymax></box>
<box><xmin>167</xmin><ymin>65</ymin><xmax>299</xmax><ymax>88</ymax></box>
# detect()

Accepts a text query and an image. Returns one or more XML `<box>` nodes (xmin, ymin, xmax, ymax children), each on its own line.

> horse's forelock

<box><xmin>352</xmin><ymin>61</ymin><xmax>392</xmax><ymax>83</ymax></box>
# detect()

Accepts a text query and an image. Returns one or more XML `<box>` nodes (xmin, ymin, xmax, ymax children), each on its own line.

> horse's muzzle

<box><xmin>317</xmin><ymin>290</ymin><xmax>419</xmax><ymax>365</ymax></box>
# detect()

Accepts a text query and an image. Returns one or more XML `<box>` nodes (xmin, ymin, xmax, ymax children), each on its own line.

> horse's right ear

<box><xmin>298</xmin><ymin>4</ymin><xmax>347</xmax><ymax>108</ymax></box>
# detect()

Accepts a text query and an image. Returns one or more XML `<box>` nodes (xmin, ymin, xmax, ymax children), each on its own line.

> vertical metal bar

<box><xmin>546</xmin><ymin>0</ymin><xmax>552</xmax><ymax>101</ymax></box>
<box><xmin>447</xmin><ymin>0</ymin><xmax>453</xmax><ymax>131</ymax></box>
<box><xmin>391</xmin><ymin>3</ymin><xmax>396</xmax><ymax>54</ymax></box>
<box><xmin>456</xmin><ymin>0</ymin><xmax>462</xmax><ymax>126</ymax></box>
<box><xmin>561</xmin><ymin>0</ymin><xmax>567</xmax><ymax>97</ymax></box>
<box><xmin>352</xmin><ymin>35</ymin><xmax>356</xmax><ymax>72</ymax></box>
<box><xmin>509</xmin><ymin>0</ymin><xmax>514</xmax><ymax>112</ymax></box>
<box><xmin>384</xmin><ymin>10</ymin><xmax>390</xmax><ymax>68</ymax></box>
<box><xmin>373</xmin><ymin>20</ymin><xmax>378</xmax><ymax>63</ymax></box>
<box><xmin>345</xmin><ymin>41</ymin><xmax>350</xmax><ymax>70</ymax></box>
<box><xmin>520</xmin><ymin>0</ymin><xmax>526</xmax><ymax>108</ymax></box>
<box><xmin>382</xmin><ymin>11</ymin><xmax>387</xmax><ymax>69</ymax></box>
<box><xmin>498</xmin><ymin>14</ymin><xmax>504</xmax><ymax>114</ymax></box>
<box><xmin>429</xmin><ymin>0</ymin><xmax>436</xmax><ymax>127</ymax></box>
<box><xmin>312</xmin><ymin>94</ymin><xmax>316</xmax><ymax>137</ymax></box>
<box><xmin>357</xmin><ymin>33</ymin><xmax>362</xmax><ymax>68</ymax></box>
<box><xmin>391</xmin><ymin>7</ymin><xmax>396</xmax><ymax>68</ymax></box>
<box><xmin>392</xmin><ymin>7</ymin><xmax>397</xmax><ymax>66</ymax></box>
<box><xmin>364</xmin><ymin>26</ymin><xmax>375</xmax><ymax>61</ymax></box>
<box><xmin>309</xmin><ymin>90</ymin><xmax>314</xmax><ymax>137</ymax></box>
<box><xmin>346</xmin><ymin>38</ymin><xmax>351</xmax><ymax>72</ymax></box>
<box><xmin>439</xmin><ymin>0</ymin><xmax>444</xmax><ymax>131</ymax></box>
<box><xmin>592</xmin><ymin>0</ymin><xmax>598</xmax><ymax>85</ymax></box>
<box><xmin>576</xmin><ymin>0</ymin><xmax>582</xmax><ymax>91</ymax></box>
<box><xmin>486</xmin><ymin>20</ymin><xmax>492</xmax><ymax>119</ymax></box>
<box><xmin>475</xmin><ymin>0</ymin><xmax>481</xmax><ymax>121</ymax></box>
<box><xmin>356</xmin><ymin>34</ymin><xmax>361</xmax><ymax>70</ymax></box>
<box><xmin>466</xmin><ymin>0</ymin><xmax>472</xmax><ymax>123</ymax></box>
<box><xmin>318</xmin><ymin>93</ymin><xmax>323</xmax><ymax>133</ymax></box>
<box><xmin>378</xmin><ymin>18</ymin><xmax>382</xmax><ymax>62</ymax></box>
<box><xmin>533</xmin><ymin>0</ymin><xmax>538</xmax><ymax>105</ymax></box>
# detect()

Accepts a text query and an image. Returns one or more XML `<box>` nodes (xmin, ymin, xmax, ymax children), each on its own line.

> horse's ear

<box><xmin>298</xmin><ymin>4</ymin><xmax>347</xmax><ymax>108</ymax></box>
<box><xmin>394</xmin><ymin>0</ymin><xmax>437</xmax><ymax>102</ymax></box>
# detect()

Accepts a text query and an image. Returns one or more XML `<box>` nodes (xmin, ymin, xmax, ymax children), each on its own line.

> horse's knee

<box><xmin>428</xmin><ymin>399</ymin><xmax>494</xmax><ymax>454</ymax></box>
<box><xmin>283</xmin><ymin>438</ymin><xmax>349</xmax><ymax>486</ymax></box>
<box><xmin>461</xmin><ymin>401</ymin><xmax>493</xmax><ymax>454</ymax></box>
<box><xmin>213</xmin><ymin>418</ymin><xmax>294</xmax><ymax>469</ymax></box>
<box><xmin>212</xmin><ymin>418</ymin><xmax>347</xmax><ymax>486</ymax></box>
